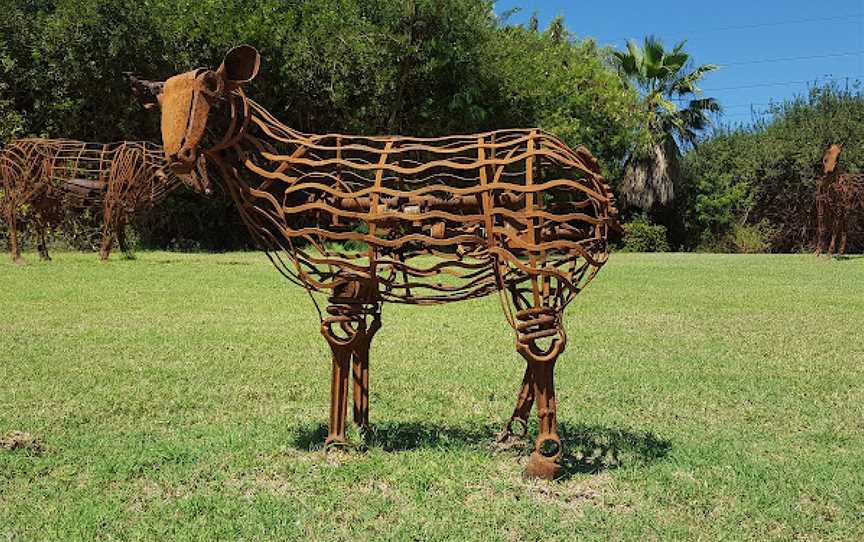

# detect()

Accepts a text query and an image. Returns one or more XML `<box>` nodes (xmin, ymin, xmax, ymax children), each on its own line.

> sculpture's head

<box><xmin>823</xmin><ymin>143</ymin><xmax>843</xmax><ymax>174</ymax></box>
<box><xmin>129</xmin><ymin>45</ymin><xmax>261</xmax><ymax>176</ymax></box>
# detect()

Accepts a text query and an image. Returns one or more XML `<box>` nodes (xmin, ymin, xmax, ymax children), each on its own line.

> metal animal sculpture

<box><xmin>131</xmin><ymin>45</ymin><xmax>620</xmax><ymax>479</ymax></box>
<box><xmin>816</xmin><ymin>144</ymin><xmax>864</xmax><ymax>256</ymax></box>
<box><xmin>0</xmin><ymin>139</ymin><xmax>200</xmax><ymax>264</ymax></box>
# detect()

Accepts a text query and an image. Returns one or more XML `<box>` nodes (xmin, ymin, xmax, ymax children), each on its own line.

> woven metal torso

<box><xmin>208</xmin><ymin>95</ymin><xmax>618</xmax><ymax>311</ymax></box>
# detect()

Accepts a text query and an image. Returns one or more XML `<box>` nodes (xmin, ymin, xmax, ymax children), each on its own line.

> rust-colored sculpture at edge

<box><xmin>816</xmin><ymin>144</ymin><xmax>864</xmax><ymax>256</ymax></box>
<box><xmin>0</xmin><ymin>139</ymin><xmax>198</xmax><ymax>263</ymax></box>
<box><xmin>131</xmin><ymin>45</ymin><xmax>621</xmax><ymax>480</ymax></box>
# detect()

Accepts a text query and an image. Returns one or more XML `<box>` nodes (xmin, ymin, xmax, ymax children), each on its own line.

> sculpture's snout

<box><xmin>166</xmin><ymin>147</ymin><xmax>197</xmax><ymax>174</ymax></box>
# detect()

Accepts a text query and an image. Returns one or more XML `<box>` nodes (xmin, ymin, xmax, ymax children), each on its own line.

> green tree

<box><xmin>680</xmin><ymin>85</ymin><xmax>864</xmax><ymax>252</ymax></box>
<box><xmin>612</xmin><ymin>37</ymin><xmax>720</xmax><ymax>212</ymax></box>
<box><xmin>493</xmin><ymin>21</ymin><xmax>641</xmax><ymax>179</ymax></box>
<box><xmin>0</xmin><ymin>0</ymin><xmax>642</xmax><ymax>250</ymax></box>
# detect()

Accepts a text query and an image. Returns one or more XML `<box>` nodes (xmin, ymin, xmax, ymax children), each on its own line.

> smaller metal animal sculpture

<box><xmin>816</xmin><ymin>144</ymin><xmax>864</xmax><ymax>256</ymax></box>
<box><xmin>0</xmin><ymin>139</ymin><xmax>205</xmax><ymax>264</ymax></box>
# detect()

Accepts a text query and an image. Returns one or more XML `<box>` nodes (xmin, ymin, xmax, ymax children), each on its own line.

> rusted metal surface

<box><xmin>816</xmin><ymin>144</ymin><xmax>864</xmax><ymax>256</ymax></box>
<box><xmin>0</xmin><ymin>139</ymin><xmax>195</xmax><ymax>263</ymax></box>
<box><xmin>132</xmin><ymin>45</ymin><xmax>620</xmax><ymax>480</ymax></box>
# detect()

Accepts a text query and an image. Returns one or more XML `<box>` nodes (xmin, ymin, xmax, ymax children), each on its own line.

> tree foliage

<box><xmin>680</xmin><ymin>85</ymin><xmax>864</xmax><ymax>252</ymax></box>
<box><xmin>612</xmin><ymin>37</ymin><xmax>720</xmax><ymax>211</ymax></box>
<box><xmin>0</xmin><ymin>0</ymin><xmax>642</xmax><ymax>250</ymax></box>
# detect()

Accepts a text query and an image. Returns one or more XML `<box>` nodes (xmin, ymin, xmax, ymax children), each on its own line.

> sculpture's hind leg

<box><xmin>35</xmin><ymin>215</ymin><xmax>51</xmax><ymax>261</ymax></box>
<box><xmin>320</xmin><ymin>278</ymin><xmax>381</xmax><ymax>447</ymax></box>
<box><xmin>5</xmin><ymin>208</ymin><xmax>24</xmax><ymax>265</ymax></box>
<box><xmin>515</xmin><ymin>307</ymin><xmax>567</xmax><ymax>480</ymax></box>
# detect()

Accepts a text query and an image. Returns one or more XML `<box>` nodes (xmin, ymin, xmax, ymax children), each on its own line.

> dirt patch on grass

<box><xmin>225</xmin><ymin>470</ymin><xmax>304</xmax><ymax>500</ymax></box>
<box><xmin>523</xmin><ymin>472</ymin><xmax>612</xmax><ymax>513</ymax></box>
<box><xmin>1</xmin><ymin>431</ymin><xmax>45</xmax><ymax>455</ymax></box>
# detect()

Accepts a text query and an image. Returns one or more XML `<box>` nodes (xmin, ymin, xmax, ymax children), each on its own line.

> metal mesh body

<box><xmin>209</xmin><ymin>95</ymin><xmax>618</xmax><ymax>313</ymax></box>
<box><xmin>130</xmin><ymin>45</ymin><xmax>622</xmax><ymax>479</ymax></box>
<box><xmin>1</xmin><ymin>138</ymin><xmax>178</xmax><ymax>261</ymax></box>
<box><xmin>816</xmin><ymin>145</ymin><xmax>864</xmax><ymax>256</ymax></box>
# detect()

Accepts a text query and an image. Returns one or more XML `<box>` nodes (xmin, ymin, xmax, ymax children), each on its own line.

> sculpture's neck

<box><xmin>819</xmin><ymin>166</ymin><xmax>843</xmax><ymax>194</ymax></box>
<box><xmin>210</xmin><ymin>92</ymin><xmax>312</xmax><ymax>190</ymax></box>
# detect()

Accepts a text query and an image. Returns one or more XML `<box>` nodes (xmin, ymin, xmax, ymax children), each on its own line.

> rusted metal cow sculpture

<box><xmin>131</xmin><ymin>45</ymin><xmax>620</xmax><ymax>479</ymax></box>
<box><xmin>816</xmin><ymin>144</ymin><xmax>864</xmax><ymax>256</ymax></box>
<box><xmin>0</xmin><ymin>139</ymin><xmax>195</xmax><ymax>264</ymax></box>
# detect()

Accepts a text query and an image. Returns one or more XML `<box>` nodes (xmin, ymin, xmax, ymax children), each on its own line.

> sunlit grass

<box><xmin>1</xmin><ymin>251</ymin><xmax>862</xmax><ymax>540</ymax></box>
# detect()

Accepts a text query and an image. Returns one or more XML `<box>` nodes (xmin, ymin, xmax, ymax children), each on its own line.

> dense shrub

<box><xmin>620</xmin><ymin>215</ymin><xmax>669</xmax><ymax>252</ymax></box>
<box><xmin>697</xmin><ymin>221</ymin><xmax>777</xmax><ymax>254</ymax></box>
<box><xmin>680</xmin><ymin>85</ymin><xmax>864</xmax><ymax>253</ymax></box>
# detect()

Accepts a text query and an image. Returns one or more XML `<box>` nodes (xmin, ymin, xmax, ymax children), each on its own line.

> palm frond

<box><xmin>671</xmin><ymin>64</ymin><xmax>719</xmax><ymax>96</ymax></box>
<box><xmin>611</xmin><ymin>36</ymin><xmax>721</xmax><ymax>210</ymax></box>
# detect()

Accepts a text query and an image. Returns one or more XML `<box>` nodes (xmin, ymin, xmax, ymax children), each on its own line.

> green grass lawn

<box><xmin>1</xmin><ymin>251</ymin><xmax>862</xmax><ymax>541</ymax></box>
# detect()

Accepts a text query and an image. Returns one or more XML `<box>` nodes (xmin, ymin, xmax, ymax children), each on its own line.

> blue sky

<box><xmin>495</xmin><ymin>0</ymin><xmax>864</xmax><ymax>126</ymax></box>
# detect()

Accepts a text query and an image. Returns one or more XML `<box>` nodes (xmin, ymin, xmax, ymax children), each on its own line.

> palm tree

<box><xmin>612</xmin><ymin>37</ymin><xmax>720</xmax><ymax>210</ymax></box>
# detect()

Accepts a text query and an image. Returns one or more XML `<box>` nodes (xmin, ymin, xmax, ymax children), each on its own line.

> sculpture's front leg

<box><xmin>320</xmin><ymin>278</ymin><xmax>381</xmax><ymax>448</ymax></box>
<box><xmin>321</xmin><ymin>320</ymin><xmax>353</xmax><ymax>447</ymax></box>
<box><xmin>828</xmin><ymin>215</ymin><xmax>840</xmax><ymax>255</ymax></box>
<box><xmin>352</xmin><ymin>312</ymin><xmax>380</xmax><ymax>431</ymax></box>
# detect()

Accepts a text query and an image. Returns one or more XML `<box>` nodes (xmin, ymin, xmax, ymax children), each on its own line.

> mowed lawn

<box><xmin>0</xmin><ymin>251</ymin><xmax>862</xmax><ymax>541</ymax></box>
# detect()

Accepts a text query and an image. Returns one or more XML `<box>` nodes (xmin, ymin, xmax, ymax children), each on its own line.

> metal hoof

<box><xmin>324</xmin><ymin>437</ymin><xmax>351</xmax><ymax>452</ymax></box>
<box><xmin>497</xmin><ymin>418</ymin><xmax>529</xmax><ymax>443</ymax></box>
<box><xmin>13</xmin><ymin>257</ymin><xmax>25</xmax><ymax>266</ymax></box>
<box><xmin>524</xmin><ymin>451</ymin><xmax>562</xmax><ymax>481</ymax></box>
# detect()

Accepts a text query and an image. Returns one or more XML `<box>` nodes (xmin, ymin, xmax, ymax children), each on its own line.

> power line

<box><xmin>690</xmin><ymin>13</ymin><xmax>863</xmax><ymax>33</ymax></box>
<box><xmin>703</xmin><ymin>75</ymin><xmax>862</xmax><ymax>92</ymax></box>
<box><xmin>722</xmin><ymin>103</ymin><xmax>775</xmax><ymax>109</ymax></box>
<box><xmin>720</xmin><ymin>51</ymin><xmax>864</xmax><ymax>67</ymax></box>
<box><xmin>593</xmin><ymin>12</ymin><xmax>864</xmax><ymax>44</ymax></box>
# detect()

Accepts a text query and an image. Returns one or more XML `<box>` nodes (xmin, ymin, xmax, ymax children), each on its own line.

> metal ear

<box><xmin>126</xmin><ymin>72</ymin><xmax>163</xmax><ymax>108</ymax></box>
<box><xmin>217</xmin><ymin>45</ymin><xmax>261</xmax><ymax>90</ymax></box>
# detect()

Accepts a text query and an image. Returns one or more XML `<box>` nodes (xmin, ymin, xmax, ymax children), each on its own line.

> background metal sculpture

<box><xmin>131</xmin><ymin>45</ymin><xmax>620</xmax><ymax>480</ymax></box>
<box><xmin>1</xmin><ymin>139</ymin><xmax>189</xmax><ymax>263</ymax></box>
<box><xmin>816</xmin><ymin>144</ymin><xmax>864</xmax><ymax>256</ymax></box>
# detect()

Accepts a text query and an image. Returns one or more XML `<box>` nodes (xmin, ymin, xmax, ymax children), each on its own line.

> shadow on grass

<box><xmin>290</xmin><ymin>421</ymin><xmax>671</xmax><ymax>477</ymax></box>
<box><xmin>555</xmin><ymin>424</ymin><xmax>672</xmax><ymax>479</ymax></box>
